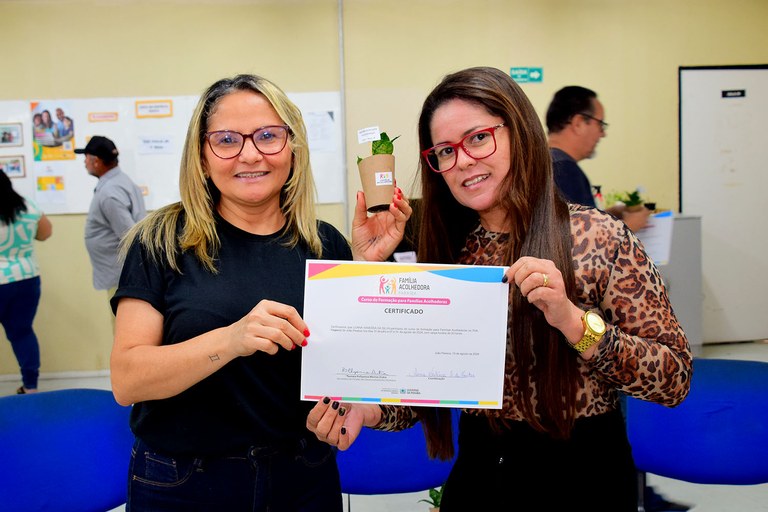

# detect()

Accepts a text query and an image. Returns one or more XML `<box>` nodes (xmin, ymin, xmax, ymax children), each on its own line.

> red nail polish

<box><xmin>303</xmin><ymin>328</ymin><xmax>310</xmax><ymax>337</ymax></box>
<box><xmin>301</xmin><ymin>339</ymin><xmax>308</xmax><ymax>347</ymax></box>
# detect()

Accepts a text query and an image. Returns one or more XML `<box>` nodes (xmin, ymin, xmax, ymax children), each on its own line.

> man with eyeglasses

<box><xmin>546</xmin><ymin>86</ymin><xmax>650</xmax><ymax>233</ymax></box>
<box><xmin>545</xmin><ymin>85</ymin><xmax>608</xmax><ymax>208</ymax></box>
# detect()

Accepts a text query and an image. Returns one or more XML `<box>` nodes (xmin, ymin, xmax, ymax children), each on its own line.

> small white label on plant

<box><xmin>357</xmin><ymin>126</ymin><xmax>381</xmax><ymax>144</ymax></box>
<box><xmin>375</xmin><ymin>171</ymin><xmax>393</xmax><ymax>186</ymax></box>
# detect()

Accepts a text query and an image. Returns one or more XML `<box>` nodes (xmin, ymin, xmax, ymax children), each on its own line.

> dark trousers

<box><xmin>0</xmin><ymin>277</ymin><xmax>41</xmax><ymax>389</ymax></box>
<box><xmin>441</xmin><ymin>410</ymin><xmax>637</xmax><ymax>511</ymax></box>
<box><xmin>127</xmin><ymin>437</ymin><xmax>343</xmax><ymax>512</ymax></box>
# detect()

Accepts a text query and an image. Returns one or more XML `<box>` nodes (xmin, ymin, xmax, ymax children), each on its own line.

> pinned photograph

<box><xmin>0</xmin><ymin>155</ymin><xmax>25</xmax><ymax>178</ymax></box>
<box><xmin>0</xmin><ymin>123</ymin><xmax>23</xmax><ymax>147</ymax></box>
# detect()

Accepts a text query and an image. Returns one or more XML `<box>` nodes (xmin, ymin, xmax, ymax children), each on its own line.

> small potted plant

<box><xmin>418</xmin><ymin>485</ymin><xmax>444</xmax><ymax>512</ymax></box>
<box><xmin>357</xmin><ymin>132</ymin><xmax>399</xmax><ymax>212</ymax></box>
<box><xmin>615</xmin><ymin>188</ymin><xmax>652</xmax><ymax>231</ymax></box>
<box><xmin>620</xmin><ymin>189</ymin><xmax>645</xmax><ymax>212</ymax></box>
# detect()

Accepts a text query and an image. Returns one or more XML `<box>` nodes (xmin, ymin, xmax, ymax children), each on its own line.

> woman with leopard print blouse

<box><xmin>308</xmin><ymin>67</ymin><xmax>691</xmax><ymax>511</ymax></box>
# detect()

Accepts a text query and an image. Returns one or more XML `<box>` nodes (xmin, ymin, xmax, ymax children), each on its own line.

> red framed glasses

<box><xmin>421</xmin><ymin>124</ymin><xmax>505</xmax><ymax>173</ymax></box>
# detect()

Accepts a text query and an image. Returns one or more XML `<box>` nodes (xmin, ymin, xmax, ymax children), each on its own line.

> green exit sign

<box><xmin>510</xmin><ymin>67</ymin><xmax>543</xmax><ymax>83</ymax></box>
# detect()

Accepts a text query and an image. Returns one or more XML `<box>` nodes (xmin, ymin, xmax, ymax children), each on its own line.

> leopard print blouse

<box><xmin>377</xmin><ymin>205</ymin><xmax>692</xmax><ymax>430</ymax></box>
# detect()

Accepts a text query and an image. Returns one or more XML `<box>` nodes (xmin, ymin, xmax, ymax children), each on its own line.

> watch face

<box><xmin>586</xmin><ymin>313</ymin><xmax>605</xmax><ymax>333</ymax></box>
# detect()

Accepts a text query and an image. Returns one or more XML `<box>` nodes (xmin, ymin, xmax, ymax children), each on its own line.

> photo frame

<box><xmin>0</xmin><ymin>155</ymin><xmax>25</xmax><ymax>178</ymax></box>
<box><xmin>0</xmin><ymin>123</ymin><xmax>23</xmax><ymax>147</ymax></box>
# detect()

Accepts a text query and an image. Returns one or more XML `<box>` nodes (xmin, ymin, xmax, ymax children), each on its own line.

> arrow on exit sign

<box><xmin>510</xmin><ymin>67</ymin><xmax>543</xmax><ymax>83</ymax></box>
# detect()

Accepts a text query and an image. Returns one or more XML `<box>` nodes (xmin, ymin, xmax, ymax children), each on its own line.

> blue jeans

<box><xmin>127</xmin><ymin>437</ymin><xmax>343</xmax><ymax>512</ymax></box>
<box><xmin>0</xmin><ymin>277</ymin><xmax>41</xmax><ymax>389</ymax></box>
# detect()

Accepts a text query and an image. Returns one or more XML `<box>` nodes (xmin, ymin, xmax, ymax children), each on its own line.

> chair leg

<box><xmin>637</xmin><ymin>471</ymin><xmax>646</xmax><ymax>512</ymax></box>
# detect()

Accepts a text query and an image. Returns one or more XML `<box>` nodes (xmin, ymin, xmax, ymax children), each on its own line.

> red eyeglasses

<box><xmin>421</xmin><ymin>124</ymin><xmax>505</xmax><ymax>173</ymax></box>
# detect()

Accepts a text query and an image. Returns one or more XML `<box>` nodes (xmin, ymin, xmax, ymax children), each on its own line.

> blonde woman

<box><xmin>111</xmin><ymin>74</ymin><xmax>409</xmax><ymax>511</ymax></box>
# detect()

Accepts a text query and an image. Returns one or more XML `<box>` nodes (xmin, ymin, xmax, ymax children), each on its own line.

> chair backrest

<box><xmin>0</xmin><ymin>388</ymin><xmax>133</xmax><ymax>512</ymax></box>
<box><xmin>336</xmin><ymin>412</ymin><xmax>458</xmax><ymax>495</ymax></box>
<box><xmin>626</xmin><ymin>358</ymin><xmax>768</xmax><ymax>485</ymax></box>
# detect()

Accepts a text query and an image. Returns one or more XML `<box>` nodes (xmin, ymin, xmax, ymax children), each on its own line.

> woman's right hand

<box><xmin>228</xmin><ymin>299</ymin><xmax>309</xmax><ymax>356</ymax></box>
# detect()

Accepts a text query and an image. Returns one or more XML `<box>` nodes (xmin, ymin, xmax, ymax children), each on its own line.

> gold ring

<box><xmin>541</xmin><ymin>273</ymin><xmax>549</xmax><ymax>288</ymax></box>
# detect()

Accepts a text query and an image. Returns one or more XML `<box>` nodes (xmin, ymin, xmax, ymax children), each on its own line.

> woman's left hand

<box><xmin>306</xmin><ymin>399</ymin><xmax>382</xmax><ymax>451</ymax></box>
<box><xmin>350</xmin><ymin>188</ymin><xmax>411</xmax><ymax>261</ymax></box>
<box><xmin>506</xmin><ymin>256</ymin><xmax>583</xmax><ymax>336</ymax></box>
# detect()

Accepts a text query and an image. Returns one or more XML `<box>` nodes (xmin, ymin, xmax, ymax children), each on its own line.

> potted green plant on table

<box><xmin>620</xmin><ymin>188</ymin><xmax>645</xmax><ymax>212</ymax></box>
<box><xmin>614</xmin><ymin>188</ymin><xmax>653</xmax><ymax>232</ymax></box>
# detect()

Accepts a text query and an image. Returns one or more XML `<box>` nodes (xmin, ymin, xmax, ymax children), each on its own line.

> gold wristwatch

<box><xmin>573</xmin><ymin>311</ymin><xmax>606</xmax><ymax>353</ymax></box>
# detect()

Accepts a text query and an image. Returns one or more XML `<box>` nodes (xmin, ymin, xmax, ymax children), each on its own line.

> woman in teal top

<box><xmin>0</xmin><ymin>171</ymin><xmax>52</xmax><ymax>394</ymax></box>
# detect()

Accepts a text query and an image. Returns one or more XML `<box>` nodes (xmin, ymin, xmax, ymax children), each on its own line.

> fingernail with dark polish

<box><xmin>322</xmin><ymin>396</ymin><xmax>330</xmax><ymax>405</ymax></box>
<box><xmin>339</xmin><ymin>407</ymin><xmax>346</xmax><ymax>417</ymax></box>
<box><xmin>332</xmin><ymin>401</ymin><xmax>339</xmax><ymax>410</ymax></box>
<box><xmin>341</xmin><ymin>426</ymin><xmax>347</xmax><ymax>435</ymax></box>
<box><xmin>501</xmin><ymin>274</ymin><xmax>509</xmax><ymax>283</ymax></box>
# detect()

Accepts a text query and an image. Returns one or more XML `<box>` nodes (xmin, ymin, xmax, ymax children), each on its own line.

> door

<box><xmin>680</xmin><ymin>65</ymin><xmax>768</xmax><ymax>343</ymax></box>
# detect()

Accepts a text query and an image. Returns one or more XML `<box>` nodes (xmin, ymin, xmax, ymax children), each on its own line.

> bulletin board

<box><xmin>0</xmin><ymin>91</ymin><xmax>344</xmax><ymax>214</ymax></box>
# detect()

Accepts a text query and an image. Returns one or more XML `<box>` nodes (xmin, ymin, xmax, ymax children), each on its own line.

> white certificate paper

<box><xmin>301</xmin><ymin>260</ymin><xmax>509</xmax><ymax>409</ymax></box>
<box><xmin>635</xmin><ymin>210</ymin><xmax>674</xmax><ymax>265</ymax></box>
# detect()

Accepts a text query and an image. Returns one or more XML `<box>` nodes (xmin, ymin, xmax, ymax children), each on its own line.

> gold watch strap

<box><xmin>573</xmin><ymin>332</ymin><xmax>601</xmax><ymax>353</ymax></box>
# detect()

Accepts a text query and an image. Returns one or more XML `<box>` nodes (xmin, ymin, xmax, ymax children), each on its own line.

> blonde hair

<box><xmin>123</xmin><ymin>74</ymin><xmax>322</xmax><ymax>272</ymax></box>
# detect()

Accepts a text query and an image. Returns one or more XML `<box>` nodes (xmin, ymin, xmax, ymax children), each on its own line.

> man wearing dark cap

<box><xmin>75</xmin><ymin>136</ymin><xmax>146</xmax><ymax>304</ymax></box>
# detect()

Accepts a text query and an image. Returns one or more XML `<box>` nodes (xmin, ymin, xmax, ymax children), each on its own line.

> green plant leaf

<box><xmin>417</xmin><ymin>486</ymin><xmax>443</xmax><ymax>507</ymax></box>
<box><xmin>622</xmin><ymin>189</ymin><xmax>644</xmax><ymax>207</ymax></box>
<box><xmin>371</xmin><ymin>132</ymin><xmax>400</xmax><ymax>155</ymax></box>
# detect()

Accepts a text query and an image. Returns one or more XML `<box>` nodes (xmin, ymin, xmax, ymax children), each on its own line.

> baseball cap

<box><xmin>74</xmin><ymin>136</ymin><xmax>119</xmax><ymax>162</ymax></box>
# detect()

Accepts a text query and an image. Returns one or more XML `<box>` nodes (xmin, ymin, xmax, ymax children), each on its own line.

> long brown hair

<box><xmin>415</xmin><ymin>67</ymin><xmax>580</xmax><ymax>459</ymax></box>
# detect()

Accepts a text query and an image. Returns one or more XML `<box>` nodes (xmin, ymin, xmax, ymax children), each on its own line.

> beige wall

<box><xmin>1</xmin><ymin>0</ymin><xmax>767</xmax><ymax>377</ymax></box>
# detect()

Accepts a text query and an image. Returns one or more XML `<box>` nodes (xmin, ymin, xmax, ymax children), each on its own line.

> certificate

<box><xmin>301</xmin><ymin>260</ymin><xmax>509</xmax><ymax>409</ymax></box>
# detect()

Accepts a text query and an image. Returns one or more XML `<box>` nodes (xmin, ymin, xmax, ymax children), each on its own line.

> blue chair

<box><xmin>336</xmin><ymin>411</ymin><xmax>458</xmax><ymax>497</ymax></box>
<box><xmin>0</xmin><ymin>388</ymin><xmax>133</xmax><ymax>512</ymax></box>
<box><xmin>626</xmin><ymin>358</ymin><xmax>768</xmax><ymax>485</ymax></box>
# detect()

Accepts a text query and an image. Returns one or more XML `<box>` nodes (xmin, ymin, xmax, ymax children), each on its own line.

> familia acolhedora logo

<box><xmin>378</xmin><ymin>275</ymin><xmax>430</xmax><ymax>296</ymax></box>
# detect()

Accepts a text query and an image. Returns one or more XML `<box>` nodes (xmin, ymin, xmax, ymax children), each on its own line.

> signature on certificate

<box><xmin>407</xmin><ymin>368</ymin><xmax>476</xmax><ymax>379</ymax></box>
<box><xmin>338</xmin><ymin>367</ymin><xmax>393</xmax><ymax>377</ymax></box>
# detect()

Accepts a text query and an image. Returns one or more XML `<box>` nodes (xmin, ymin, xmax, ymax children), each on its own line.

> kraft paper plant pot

<box><xmin>358</xmin><ymin>153</ymin><xmax>395</xmax><ymax>213</ymax></box>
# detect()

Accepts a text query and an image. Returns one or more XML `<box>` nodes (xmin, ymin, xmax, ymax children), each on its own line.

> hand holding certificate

<box><xmin>301</xmin><ymin>260</ymin><xmax>509</xmax><ymax>409</ymax></box>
